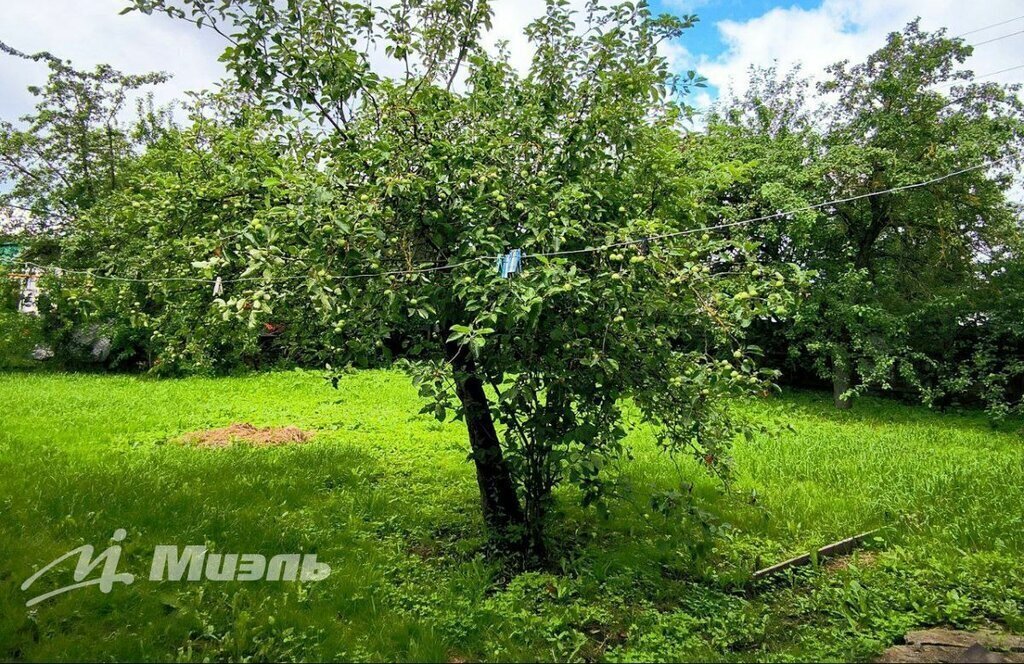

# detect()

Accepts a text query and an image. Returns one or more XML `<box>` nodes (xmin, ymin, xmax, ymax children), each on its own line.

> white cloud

<box><xmin>488</xmin><ymin>0</ymin><xmax>553</xmax><ymax>70</ymax></box>
<box><xmin>7</xmin><ymin>0</ymin><xmax>1016</xmax><ymax>124</ymax></box>
<box><xmin>697</xmin><ymin>0</ymin><xmax>1024</xmax><ymax>110</ymax></box>
<box><xmin>0</xmin><ymin>0</ymin><xmax>604</xmax><ymax>122</ymax></box>
<box><xmin>0</xmin><ymin>0</ymin><xmax>689</xmax><ymax>121</ymax></box>
<box><xmin>0</xmin><ymin>0</ymin><xmax>227</xmax><ymax>121</ymax></box>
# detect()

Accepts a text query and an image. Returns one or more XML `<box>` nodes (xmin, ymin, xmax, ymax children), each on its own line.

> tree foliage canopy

<box><xmin>0</xmin><ymin>41</ymin><xmax>170</xmax><ymax>231</ymax></box>
<box><xmin>3</xmin><ymin>5</ymin><xmax>1022</xmax><ymax>558</ymax></box>
<box><xmin>114</xmin><ymin>0</ymin><xmax>800</xmax><ymax>555</ymax></box>
<box><xmin>686</xmin><ymin>20</ymin><xmax>1024</xmax><ymax>412</ymax></box>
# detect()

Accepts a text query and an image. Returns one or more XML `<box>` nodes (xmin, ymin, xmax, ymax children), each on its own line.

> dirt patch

<box><xmin>407</xmin><ymin>542</ymin><xmax>440</xmax><ymax>560</ymax></box>
<box><xmin>825</xmin><ymin>550</ymin><xmax>880</xmax><ymax>572</ymax></box>
<box><xmin>179</xmin><ymin>423</ymin><xmax>314</xmax><ymax>448</ymax></box>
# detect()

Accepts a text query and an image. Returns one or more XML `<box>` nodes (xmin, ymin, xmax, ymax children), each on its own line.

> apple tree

<box><xmin>130</xmin><ymin>0</ymin><xmax>799</xmax><ymax>557</ymax></box>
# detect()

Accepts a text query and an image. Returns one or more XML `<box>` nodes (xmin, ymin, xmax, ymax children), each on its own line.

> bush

<box><xmin>0</xmin><ymin>278</ymin><xmax>43</xmax><ymax>369</ymax></box>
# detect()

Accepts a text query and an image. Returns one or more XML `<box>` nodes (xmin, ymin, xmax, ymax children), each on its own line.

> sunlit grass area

<box><xmin>1</xmin><ymin>370</ymin><xmax>1021</xmax><ymax>662</ymax></box>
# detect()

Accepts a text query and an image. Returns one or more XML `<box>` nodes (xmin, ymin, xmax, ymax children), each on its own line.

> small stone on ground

<box><xmin>877</xmin><ymin>629</ymin><xmax>1024</xmax><ymax>663</ymax></box>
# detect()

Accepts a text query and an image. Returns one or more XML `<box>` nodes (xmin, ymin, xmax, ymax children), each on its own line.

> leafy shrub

<box><xmin>0</xmin><ymin>277</ymin><xmax>43</xmax><ymax>369</ymax></box>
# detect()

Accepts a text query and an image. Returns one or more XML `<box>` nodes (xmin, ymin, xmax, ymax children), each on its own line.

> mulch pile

<box><xmin>179</xmin><ymin>423</ymin><xmax>314</xmax><ymax>448</ymax></box>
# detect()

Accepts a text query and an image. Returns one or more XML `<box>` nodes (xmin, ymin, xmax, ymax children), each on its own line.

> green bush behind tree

<box><xmin>682</xmin><ymin>20</ymin><xmax>1024</xmax><ymax>416</ymax></box>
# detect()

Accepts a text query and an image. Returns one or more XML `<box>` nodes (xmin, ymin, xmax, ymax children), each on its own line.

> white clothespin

<box><xmin>212</xmin><ymin>276</ymin><xmax>223</xmax><ymax>296</ymax></box>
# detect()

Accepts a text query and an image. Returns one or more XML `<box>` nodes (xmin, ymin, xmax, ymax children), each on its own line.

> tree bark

<box><xmin>833</xmin><ymin>350</ymin><xmax>853</xmax><ymax>410</ymax></box>
<box><xmin>447</xmin><ymin>342</ymin><xmax>526</xmax><ymax>549</ymax></box>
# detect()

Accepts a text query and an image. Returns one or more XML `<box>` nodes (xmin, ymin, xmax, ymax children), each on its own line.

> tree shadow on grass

<box><xmin>0</xmin><ymin>436</ymin><xmax>495</xmax><ymax>661</ymax></box>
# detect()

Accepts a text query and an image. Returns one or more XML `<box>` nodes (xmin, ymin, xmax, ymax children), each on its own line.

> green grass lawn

<box><xmin>0</xmin><ymin>369</ymin><xmax>1021</xmax><ymax>662</ymax></box>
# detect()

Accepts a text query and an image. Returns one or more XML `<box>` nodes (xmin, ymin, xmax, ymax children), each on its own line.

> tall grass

<box><xmin>0</xmin><ymin>370</ymin><xmax>1020</xmax><ymax>661</ymax></box>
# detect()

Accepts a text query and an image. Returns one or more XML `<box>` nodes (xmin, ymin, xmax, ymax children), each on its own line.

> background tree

<box><xmin>687</xmin><ymin>22</ymin><xmax>1024</xmax><ymax>409</ymax></box>
<box><xmin>0</xmin><ymin>41</ymin><xmax>170</xmax><ymax>233</ymax></box>
<box><xmin>919</xmin><ymin>249</ymin><xmax>1024</xmax><ymax>419</ymax></box>
<box><xmin>124</xmin><ymin>0</ymin><xmax>799</xmax><ymax>558</ymax></box>
<box><xmin>41</xmin><ymin>91</ymin><xmax>323</xmax><ymax>372</ymax></box>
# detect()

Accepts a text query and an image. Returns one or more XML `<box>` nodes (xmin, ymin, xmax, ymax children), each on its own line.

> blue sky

<box><xmin>0</xmin><ymin>0</ymin><xmax>1021</xmax><ymax>121</ymax></box>
<box><xmin>650</xmin><ymin>0</ymin><xmax>821</xmax><ymax>63</ymax></box>
<box><xmin>648</xmin><ymin>0</ymin><xmax>825</xmax><ymax>102</ymax></box>
<box><xmin>2</xmin><ymin>0</ymin><xmax>1021</xmax><ymax>210</ymax></box>
<box><xmin>647</xmin><ymin>0</ymin><xmax>1024</xmax><ymax>109</ymax></box>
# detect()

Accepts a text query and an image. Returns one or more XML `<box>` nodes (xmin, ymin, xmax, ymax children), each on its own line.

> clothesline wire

<box><xmin>970</xmin><ymin>28</ymin><xmax>1024</xmax><ymax>48</ymax></box>
<box><xmin>23</xmin><ymin>256</ymin><xmax>493</xmax><ymax>285</ymax></box>
<box><xmin>955</xmin><ymin>14</ymin><xmax>1024</xmax><ymax>38</ymax></box>
<box><xmin>19</xmin><ymin>154</ymin><xmax>1008</xmax><ymax>286</ymax></box>
<box><xmin>523</xmin><ymin>155</ymin><xmax>1007</xmax><ymax>259</ymax></box>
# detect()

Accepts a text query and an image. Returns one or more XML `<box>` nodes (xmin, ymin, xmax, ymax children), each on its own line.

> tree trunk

<box><xmin>833</xmin><ymin>350</ymin><xmax>853</xmax><ymax>410</ymax></box>
<box><xmin>448</xmin><ymin>343</ymin><xmax>526</xmax><ymax>549</ymax></box>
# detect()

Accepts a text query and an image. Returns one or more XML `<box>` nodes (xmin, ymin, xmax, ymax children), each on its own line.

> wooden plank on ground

<box><xmin>752</xmin><ymin>528</ymin><xmax>881</xmax><ymax>581</ymax></box>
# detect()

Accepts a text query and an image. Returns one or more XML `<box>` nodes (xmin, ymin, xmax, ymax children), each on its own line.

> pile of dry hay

<box><xmin>179</xmin><ymin>423</ymin><xmax>314</xmax><ymax>448</ymax></box>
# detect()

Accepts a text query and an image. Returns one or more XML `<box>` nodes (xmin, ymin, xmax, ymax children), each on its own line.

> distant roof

<box><xmin>0</xmin><ymin>243</ymin><xmax>22</xmax><ymax>266</ymax></box>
